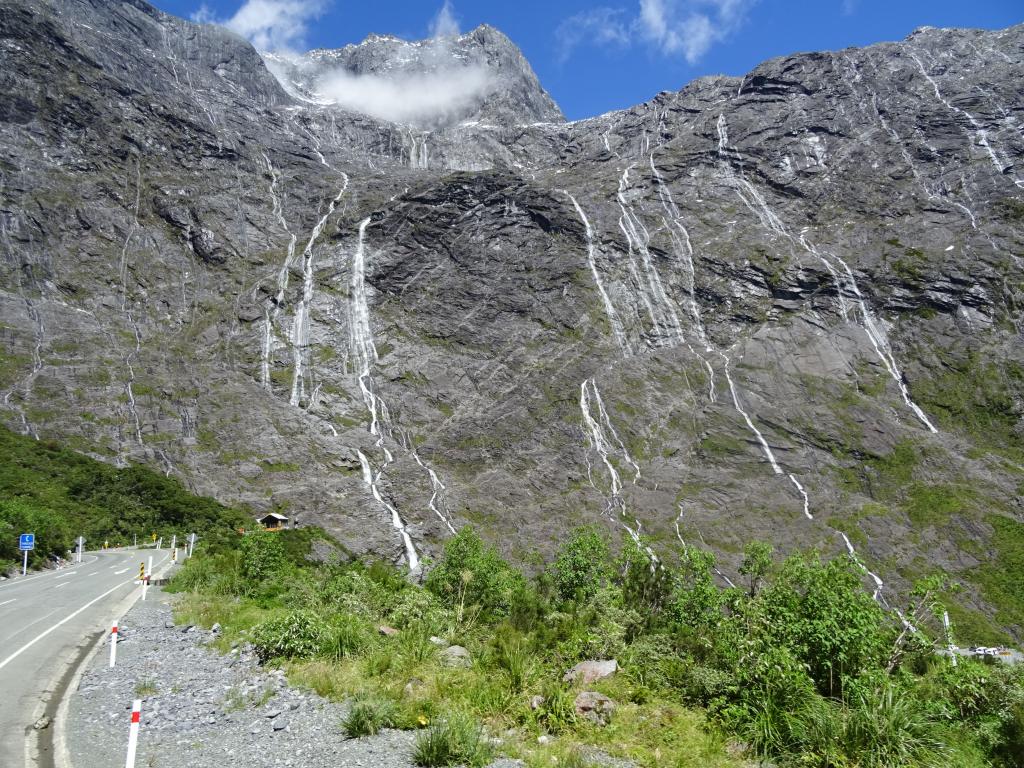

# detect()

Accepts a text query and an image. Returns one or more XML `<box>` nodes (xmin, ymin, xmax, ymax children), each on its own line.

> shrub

<box><xmin>250</xmin><ymin>611</ymin><xmax>328</xmax><ymax>662</ymax></box>
<box><xmin>425</xmin><ymin>527</ymin><xmax>522</xmax><ymax>621</ymax></box>
<box><xmin>342</xmin><ymin>697</ymin><xmax>398</xmax><ymax>738</ymax></box>
<box><xmin>756</xmin><ymin>552</ymin><xmax>888</xmax><ymax>696</ymax></box>
<box><xmin>240</xmin><ymin>530</ymin><xmax>285</xmax><ymax>583</ymax></box>
<box><xmin>412</xmin><ymin>712</ymin><xmax>492</xmax><ymax>767</ymax></box>
<box><xmin>552</xmin><ymin>526</ymin><xmax>611</xmax><ymax>602</ymax></box>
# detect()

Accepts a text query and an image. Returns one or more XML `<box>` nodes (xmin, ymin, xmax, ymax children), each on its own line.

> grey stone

<box><xmin>574</xmin><ymin>691</ymin><xmax>616</xmax><ymax>726</ymax></box>
<box><xmin>439</xmin><ymin>645</ymin><xmax>472</xmax><ymax>668</ymax></box>
<box><xmin>563</xmin><ymin>660</ymin><xmax>618</xmax><ymax>685</ymax></box>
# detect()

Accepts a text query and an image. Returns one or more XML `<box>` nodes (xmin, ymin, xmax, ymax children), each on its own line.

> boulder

<box><xmin>562</xmin><ymin>659</ymin><xmax>618</xmax><ymax>685</ymax></box>
<box><xmin>378</xmin><ymin>625</ymin><xmax>399</xmax><ymax>637</ymax></box>
<box><xmin>574</xmin><ymin>691</ymin><xmax>615</xmax><ymax>725</ymax></box>
<box><xmin>439</xmin><ymin>645</ymin><xmax>472</xmax><ymax>668</ymax></box>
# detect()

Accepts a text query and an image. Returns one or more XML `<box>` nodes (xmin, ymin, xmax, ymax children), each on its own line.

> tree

<box><xmin>240</xmin><ymin>530</ymin><xmax>285</xmax><ymax>583</ymax></box>
<box><xmin>757</xmin><ymin>553</ymin><xmax>887</xmax><ymax>697</ymax></box>
<box><xmin>552</xmin><ymin>525</ymin><xmax>611</xmax><ymax>602</ymax></box>
<box><xmin>739</xmin><ymin>540</ymin><xmax>773</xmax><ymax>598</ymax></box>
<box><xmin>667</xmin><ymin>545</ymin><xmax>724</xmax><ymax>630</ymax></box>
<box><xmin>425</xmin><ymin>526</ymin><xmax>522</xmax><ymax>621</ymax></box>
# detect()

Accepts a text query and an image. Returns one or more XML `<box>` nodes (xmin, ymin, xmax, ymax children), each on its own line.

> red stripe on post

<box><xmin>131</xmin><ymin>711</ymin><xmax>141</xmax><ymax>723</ymax></box>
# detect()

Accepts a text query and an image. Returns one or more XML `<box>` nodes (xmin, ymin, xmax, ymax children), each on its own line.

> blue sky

<box><xmin>156</xmin><ymin>0</ymin><xmax>1022</xmax><ymax>120</ymax></box>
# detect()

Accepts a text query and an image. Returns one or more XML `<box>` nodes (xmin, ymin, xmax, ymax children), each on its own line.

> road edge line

<box><xmin>44</xmin><ymin>553</ymin><xmax>175</xmax><ymax>768</ymax></box>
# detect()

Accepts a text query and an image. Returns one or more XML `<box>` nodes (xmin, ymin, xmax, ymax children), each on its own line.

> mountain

<box><xmin>1</xmin><ymin>0</ymin><xmax>1022</xmax><ymax>636</ymax></box>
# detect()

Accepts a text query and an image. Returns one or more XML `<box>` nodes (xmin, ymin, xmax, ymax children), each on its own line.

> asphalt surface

<box><xmin>0</xmin><ymin>548</ymin><xmax>171</xmax><ymax>767</ymax></box>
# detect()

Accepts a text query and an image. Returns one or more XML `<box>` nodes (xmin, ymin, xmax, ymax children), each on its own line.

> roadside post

<box><xmin>943</xmin><ymin>610</ymin><xmax>957</xmax><ymax>667</ymax></box>
<box><xmin>19</xmin><ymin>533</ymin><xmax>35</xmax><ymax>576</ymax></box>
<box><xmin>170</xmin><ymin>534</ymin><xmax>176</xmax><ymax>552</ymax></box>
<box><xmin>188</xmin><ymin>532</ymin><xmax>196</xmax><ymax>558</ymax></box>
<box><xmin>109</xmin><ymin>623</ymin><xmax>118</xmax><ymax>668</ymax></box>
<box><xmin>76</xmin><ymin>535</ymin><xmax>85</xmax><ymax>564</ymax></box>
<box><xmin>124</xmin><ymin>699</ymin><xmax>142</xmax><ymax>768</ymax></box>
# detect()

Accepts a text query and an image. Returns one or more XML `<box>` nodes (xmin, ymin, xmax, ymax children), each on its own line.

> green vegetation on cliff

<box><xmin>0</xmin><ymin>425</ymin><xmax>249</xmax><ymax>572</ymax></box>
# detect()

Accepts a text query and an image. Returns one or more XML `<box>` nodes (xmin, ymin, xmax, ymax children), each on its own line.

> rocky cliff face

<box><xmin>1</xmin><ymin>1</ymin><xmax>1023</xmax><ymax>633</ymax></box>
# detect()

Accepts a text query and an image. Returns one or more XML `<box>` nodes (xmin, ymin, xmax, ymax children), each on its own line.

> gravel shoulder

<box><xmin>64</xmin><ymin>587</ymin><xmax>522</xmax><ymax>768</ymax></box>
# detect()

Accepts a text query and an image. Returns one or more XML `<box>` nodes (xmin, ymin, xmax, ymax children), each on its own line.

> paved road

<box><xmin>0</xmin><ymin>548</ymin><xmax>171</xmax><ymax>767</ymax></box>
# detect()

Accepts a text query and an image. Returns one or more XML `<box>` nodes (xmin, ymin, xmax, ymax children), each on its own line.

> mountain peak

<box><xmin>263</xmin><ymin>24</ymin><xmax>564</xmax><ymax>128</ymax></box>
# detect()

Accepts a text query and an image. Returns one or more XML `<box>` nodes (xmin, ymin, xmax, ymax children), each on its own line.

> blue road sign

<box><xmin>19</xmin><ymin>533</ymin><xmax>35</xmax><ymax>551</ymax></box>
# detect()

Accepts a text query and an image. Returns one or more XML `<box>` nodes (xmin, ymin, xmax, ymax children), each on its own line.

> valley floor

<box><xmin>64</xmin><ymin>589</ymin><xmax>523</xmax><ymax>768</ymax></box>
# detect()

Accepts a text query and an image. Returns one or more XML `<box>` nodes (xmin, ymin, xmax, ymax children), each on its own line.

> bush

<box><xmin>342</xmin><ymin>697</ymin><xmax>398</xmax><ymax>738</ymax></box>
<box><xmin>251</xmin><ymin>611</ymin><xmax>328</xmax><ymax>662</ymax></box>
<box><xmin>412</xmin><ymin>712</ymin><xmax>492</xmax><ymax>767</ymax></box>
<box><xmin>425</xmin><ymin>527</ymin><xmax>522</xmax><ymax>621</ymax></box>
<box><xmin>241</xmin><ymin>530</ymin><xmax>286</xmax><ymax>583</ymax></box>
<box><xmin>552</xmin><ymin>526</ymin><xmax>611</xmax><ymax>602</ymax></box>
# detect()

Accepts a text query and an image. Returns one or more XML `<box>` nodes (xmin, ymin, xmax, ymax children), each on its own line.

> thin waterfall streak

<box><xmin>563</xmin><ymin>191</ymin><xmax>628</xmax><ymax>352</ymax></box>
<box><xmin>717</xmin><ymin>114</ymin><xmax>937</xmax><ymax>433</ymax></box>
<box><xmin>358</xmin><ymin>450</ymin><xmax>420</xmax><ymax>570</ymax></box>
<box><xmin>580</xmin><ymin>378</ymin><xmax>648</xmax><ymax>553</ymax></box>
<box><xmin>909</xmin><ymin>51</ymin><xmax>1016</xmax><ymax>182</ymax></box>
<box><xmin>413</xmin><ymin>450</ymin><xmax>457</xmax><ymax>534</ymax></box>
<box><xmin>840</xmin><ymin>531</ymin><xmax>885</xmax><ymax>601</ymax></box>
<box><xmin>290</xmin><ymin>174</ymin><xmax>349</xmax><ymax>406</ymax></box>
<box><xmin>788</xmin><ymin>474</ymin><xmax>812</xmax><ymax>520</ymax></box>
<box><xmin>719</xmin><ymin>353</ymin><xmax>782</xmax><ymax>474</ymax></box>
<box><xmin>347</xmin><ymin>217</ymin><xmax>455</xmax><ymax>569</ymax></box>
<box><xmin>262</xmin><ymin>153</ymin><xmax>298</xmax><ymax>390</ymax></box>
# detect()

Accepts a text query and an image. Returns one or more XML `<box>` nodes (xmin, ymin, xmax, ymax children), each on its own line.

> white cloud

<box><xmin>316</xmin><ymin>66</ymin><xmax>495</xmax><ymax>125</ymax></box>
<box><xmin>639</xmin><ymin>0</ymin><xmax>754</xmax><ymax>63</ymax></box>
<box><xmin>558</xmin><ymin>0</ymin><xmax>757</xmax><ymax>65</ymax></box>
<box><xmin>192</xmin><ymin>0</ymin><xmax>326</xmax><ymax>53</ymax></box>
<box><xmin>555</xmin><ymin>8</ymin><xmax>631</xmax><ymax>63</ymax></box>
<box><xmin>430</xmin><ymin>0</ymin><xmax>460</xmax><ymax>38</ymax></box>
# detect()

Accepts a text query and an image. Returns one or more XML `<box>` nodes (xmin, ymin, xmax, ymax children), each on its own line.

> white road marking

<box><xmin>0</xmin><ymin>580</ymin><xmax>136</xmax><ymax>672</ymax></box>
<box><xmin>0</xmin><ymin>599</ymin><xmax>15</xmax><ymax>607</ymax></box>
<box><xmin>54</xmin><ymin>583</ymin><xmax>68</xmax><ymax>589</ymax></box>
<box><xmin>113</xmin><ymin>569</ymin><xmax>129</xmax><ymax>575</ymax></box>
<box><xmin>0</xmin><ymin>554</ymin><xmax>99</xmax><ymax>589</ymax></box>
<box><xmin>54</xmin><ymin>572</ymin><xmax>74</xmax><ymax>579</ymax></box>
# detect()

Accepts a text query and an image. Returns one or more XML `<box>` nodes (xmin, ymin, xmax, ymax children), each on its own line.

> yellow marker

<box><xmin>139</xmin><ymin>563</ymin><xmax>145</xmax><ymax>579</ymax></box>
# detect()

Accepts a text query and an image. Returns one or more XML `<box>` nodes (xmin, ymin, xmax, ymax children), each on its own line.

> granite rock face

<box><xmin>1</xmin><ymin>1</ymin><xmax>1023</xmax><ymax>632</ymax></box>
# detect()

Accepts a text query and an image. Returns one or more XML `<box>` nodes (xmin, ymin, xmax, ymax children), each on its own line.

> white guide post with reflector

<box><xmin>125</xmin><ymin>699</ymin><xmax>142</xmax><ymax>768</ymax></box>
<box><xmin>109</xmin><ymin>623</ymin><xmax>118</xmax><ymax>668</ymax></box>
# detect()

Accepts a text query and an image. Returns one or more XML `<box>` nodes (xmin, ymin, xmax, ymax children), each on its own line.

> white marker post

<box><xmin>22</xmin><ymin>550</ymin><xmax>27</xmax><ymax>577</ymax></box>
<box><xmin>188</xmin><ymin>533</ymin><xmax>196</xmax><ymax>558</ymax></box>
<box><xmin>125</xmin><ymin>699</ymin><xmax>141</xmax><ymax>768</ymax></box>
<box><xmin>943</xmin><ymin>610</ymin><xmax>957</xmax><ymax>667</ymax></box>
<box><xmin>170</xmin><ymin>534</ymin><xmax>176</xmax><ymax>552</ymax></box>
<box><xmin>109</xmin><ymin>624</ymin><xmax>118</xmax><ymax>668</ymax></box>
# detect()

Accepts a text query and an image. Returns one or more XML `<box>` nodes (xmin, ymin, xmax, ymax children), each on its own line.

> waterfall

<box><xmin>716</xmin><ymin>114</ymin><xmax>937</xmax><ymax>434</ymax></box>
<box><xmin>579</xmin><ymin>378</ymin><xmax>645</xmax><ymax>548</ymax></box>
<box><xmin>910</xmin><ymin>52</ymin><xmax>1021</xmax><ymax>187</ymax></box>
<box><xmin>289</xmin><ymin>174</ymin><xmax>349</xmax><ymax>406</ymax></box>
<box><xmin>616</xmin><ymin>166</ymin><xmax>686</xmax><ymax>346</ymax></box>
<box><xmin>346</xmin><ymin>217</ymin><xmax>457</xmax><ymax>568</ymax></box>
<box><xmin>261</xmin><ymin>153</ymin><xmax>298</xmax><ymax>390</ymax></box>
<box><xmin>562</xmin><ymin>191</ymin><xmax>628</xmax><ymax>353</ymax></box>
